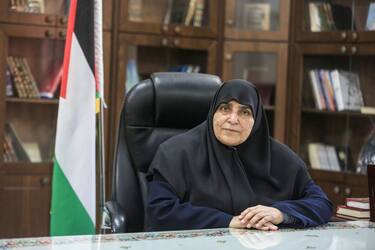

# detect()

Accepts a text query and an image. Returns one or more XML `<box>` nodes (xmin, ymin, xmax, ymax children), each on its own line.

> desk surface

<box><xmin>1</xmin><ymin>221</ymin><xmax>375</xmax><ymax>250</ymax></box>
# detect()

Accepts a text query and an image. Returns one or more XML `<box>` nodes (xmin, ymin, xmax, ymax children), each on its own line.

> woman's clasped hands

<box><xmin>230</xmin><ymin>205</ymin><xmax>283</xmax><ymax>231</ymax></box>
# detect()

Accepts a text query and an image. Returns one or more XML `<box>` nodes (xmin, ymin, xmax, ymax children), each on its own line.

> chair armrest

<box><xmin>103</xmin><ymin>201</ymin><xmax>126</xmax><ymax>233</ymax></box>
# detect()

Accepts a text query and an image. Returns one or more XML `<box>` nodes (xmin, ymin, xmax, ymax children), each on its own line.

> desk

<box><xmin>1</xmin><ymin>221</ymin><xmax>374</xmax><ymax>250</ymax></box>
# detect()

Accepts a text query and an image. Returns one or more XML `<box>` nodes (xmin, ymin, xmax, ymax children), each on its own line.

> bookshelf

<box><xmin>288</xmin><ymin>0</ymin><xmax>375</xmax><ymax>207</ymax></box>
<box><xmin>0</xmin><ymin>0</ymin><xmax>113</xmax><ymax>238</ymax></box>
<box><xmin>222</xmin><ymin>0</ymin><xmax>290</xmax><ymax>141</ymax></box>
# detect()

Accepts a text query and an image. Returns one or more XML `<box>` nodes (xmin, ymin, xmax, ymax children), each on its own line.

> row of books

<box><xmin>308</xmin><ymin>143</ymin><xmax>356</xmax><ymax>172</ymax></box>
<box><xmin>336</xmin><ymin>197</ymin><xmax>370</xmax><ymax>220</ymax></box>
<box><xmin>129</xmin><ymin>0</ymin><xmax>205</xmax><ymax>27</ymax></box>
<box><xmin>6</xmin><ymin>56</ymin><xmax>63</xmax><ymax>99</ymax></box>
<box><xmin>308</xmin><ymin>69</ymin><xmax>364</xmax><ymax>111</ymax></box>
<box><xmin>3</xmin><ymin>123</ymin><xmax>42</xmax><ymax>163</ymax></box>
<box><xmin>308</xmin><ymin>2</ymin><xmax>375</xmax><ymax>31</ymax></box>
<box><xmin>9</xmin><ymin>0</ymin><xmax>45</xmax><ymax>14</ymax></box>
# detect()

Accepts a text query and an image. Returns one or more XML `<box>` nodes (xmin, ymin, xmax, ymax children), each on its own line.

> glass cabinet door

<box><xmin>353</xmin><ymin>0</ymin><xmax>375</xmax><ymax>41</ymax></box>
<box><xmin>0</xmin><ymin>0</ymin><xmax>69</xmax><ymax>26</ymax></box>
<box><xmin>290</xmin><ymin>43</ymin><xmax>375</xmax><ymax>175</ymax></box>
<box><xmin>222</xmin><ymin>41</ymin><xmax>288</xmax><ymax>142</ymax></box>
<box><xmin>224</xmin><ymin>0</ymin><xmax>290</xmax><ymax>41</ymax></box>
<box><xmin>1</xmin><ymin>25</ymin><xmax>64</xmax><ymax>164</ymax></box>
<box><xmin>295</xmin><ymin>0</ymin><xmax>357</xmax><ymax>42</ymax></box>
<box><xmin>114</xmin><ymin>33</ymin><xmax>217</xmax><ymax>126</ymax></box>
<box><xmin>119</xmin><ymin>0</ymin><xmax>218</xmax><ymax>38</ymax></box>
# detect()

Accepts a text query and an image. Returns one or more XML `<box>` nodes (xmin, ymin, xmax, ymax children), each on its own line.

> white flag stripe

<box><xmin>55</xmin><ymin>33</ymin><xmax>96</xmax><ymax>223</ymax></box>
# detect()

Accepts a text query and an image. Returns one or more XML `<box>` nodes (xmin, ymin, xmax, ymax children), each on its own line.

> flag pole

<box><xmin>94</xmin><ymin>0</ymin><xmax>106</xmax><ymax>234</ymax></box>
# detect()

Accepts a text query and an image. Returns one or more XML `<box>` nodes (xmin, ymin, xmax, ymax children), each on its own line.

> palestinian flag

<box><xmin>50</xmin><ymin>0</ymin><xmax>103</xmax><ymax>236</ymax></box>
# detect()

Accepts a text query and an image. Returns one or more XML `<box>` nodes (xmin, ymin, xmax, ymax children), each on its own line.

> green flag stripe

<box><xmin>50</xmin><ymin>159</ymin><xmax>95</xmax><ymax>236</ymax></box>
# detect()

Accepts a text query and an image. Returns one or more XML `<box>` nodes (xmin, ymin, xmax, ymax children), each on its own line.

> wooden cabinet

<box><xmin>0</xmin><ymin>165</ymin><xmax>51</xmax><ymax>238</ymax></box>
<box><xmin>222</xmin><ymin>41</ymin><xmax>288</xmax><ymax>140</ymax></box>
<box><xmin>0</xmin><ymin>2</ymin><xmax>113</xmax><ymax>238</ymax></box>
<box><xmin>224</xmin><ymin>0</ymin><xmax>290</xmax><ymax>41</ymax></box>
<box><xmin>288</xmin><ymin>0</ymin><xmax>375</xmax><ymax>208</ymax></box>
<box><xmin>113</xmin><ymin>33</ymin><xmax>217</xmax><ymax>129</ymax></box>
<box><xmin>0</xmin><ymin>0</ymin><xmax>113</xmax><ymax>30</ymax></box>
<box><xmin>221</xmin><ymin>0</ymin><xmax>291</xmax><ymax>142</ymax></box>
<box><xmin>119</xmin><ymin>0</ymin><xmax>218</xmax><ymax>38</ymax></box>
<box><xmin>311</xmin><ymin>170</ymin><xmax>368</xmax><ymax>207</ymax></box>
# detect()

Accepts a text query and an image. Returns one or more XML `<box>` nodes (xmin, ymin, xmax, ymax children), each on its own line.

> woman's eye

<box><xmin>241</xmin><ymin>110</ymin><xmax>251</xmax><ymax>116</ymax></box>
<box><xmin>220</xmin><ymin>105</ymin><xmax>229</xmax><ymax>112</ymax></box>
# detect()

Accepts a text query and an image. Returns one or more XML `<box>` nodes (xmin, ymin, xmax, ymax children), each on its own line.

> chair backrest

<box><xmin>111</xmin><ymin>72</ymin><xmax>221</xmax><ymax>232</ymax></box>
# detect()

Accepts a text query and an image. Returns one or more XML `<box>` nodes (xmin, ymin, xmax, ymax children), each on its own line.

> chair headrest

<box><xmin>124</xmin><ymin>72</ymin><xmax>221</xmax><ymax>129</ymax></box>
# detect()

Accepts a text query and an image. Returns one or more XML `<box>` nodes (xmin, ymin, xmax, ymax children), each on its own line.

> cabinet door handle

<box><xmin>59</xmin><ymin>17</ymin><xmax>67</xmax><ymax>26</ymax></box>
<box><xmin>333</xmin><ymin>186</ymin><xmax>340</xmax><ymax>194</ymax></box>
<box><xmin>40</xmin><ymin>177</ymin><xmax>50</xmax><ymax>186</ymax></box>
<box><xmin>161</xmin><ymin>38</ymin><xmax>168</xmax><ymax>47</ymax></box>
<box><xmin>340</xmin><ymin>46</ymin><xmax>347</xmax><ymax>54</ymax></box>
<box><xmin>344</xmin><ymin>187</ymin><xmax>351</xmax><ymax>196</ymax></box>
<box><xmin>225</xmin><ymin>53</ymin><xmax>232</xmax><ymax>61</ymax></box>
<box><xmin>173</xmin><ymin>39</ymin><xmax>180</xmax><ymax>47</ymax></box>
<box><xmin>174</xmin><ymin>26</ymin><xmax>181</xmax><ymax>34</ymax></box>
<box><xmin>59</xmin><ymin>31</ymin><xmax>66</xmax><ymax>38</ymax></box>
<box><xmin>352</xmin><ymin>32</ymin><xmax>358</xmax><ymax>41</ymax></box>
<box><xmin>340</xmin><ymin>32</ymin><xmax>347</xmax><ymax>40</ymax></box>
<box><xmin>44</xmin><ymin>30</ymin><xmax>53</xmax><ymax>38</ymax></box>
<box><xmin>226</xmin><ymin>19</ymin><xmax>234</xmax><ymax>26</ymax></box>
<box><xmin>45</xmin><ymin>15</ymin><xmax>54</xmax><ymax>24</ymax></box>
<box><xmin>351</xmin><ymin>46</ymin><xmax>357</xmax><ymax>55</ymax></box>
<box><xmin>162</xmin><ymin>25</ymin><xmax>169</xmax><ymax>33</ymax></box>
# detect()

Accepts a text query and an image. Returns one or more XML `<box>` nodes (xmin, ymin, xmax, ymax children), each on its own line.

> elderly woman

<box><xmin>146</xmin><ymin>79</ymin><xmax>333</xmax><ymax>231</ymax></box>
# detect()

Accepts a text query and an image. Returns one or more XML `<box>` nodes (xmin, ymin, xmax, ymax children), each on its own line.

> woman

<box><xmin>147</xmin><ymin>79</ymin><xmax>333</xmax><ymax>231</ymax></box>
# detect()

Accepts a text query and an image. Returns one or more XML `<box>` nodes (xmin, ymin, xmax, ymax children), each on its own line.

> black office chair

<box><xmin>104</xmin><ymin>72</ymin><xmax>221</xmax><ymax>232</ymax></box>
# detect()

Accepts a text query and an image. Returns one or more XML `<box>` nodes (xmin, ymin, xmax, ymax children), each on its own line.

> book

<box><xmin>192</xmin><ymin>0</ymin><xmax>205</xmax><ymax>27</ymax></box>
<box><xmin>23</xmin><ymin>142</ymin><xmax>42</xmax><ymax>163</ymax></box>
<box><xmin>39</xmin><ymin>63</ymin><xmax>63</xmax><ymax>99</ymax></box>
<box><xmin>27</xmin><ymin>0</ymin><xmax>45</xmax><ymax>13</ymax></box>
<box><xmin>5</xmin><ymin>66</ymin><xmax>14</xmax><ymax>97</ymax></box>
<box><xmin>128</xmin><ymin>0</ymin><xmax>143</xmax><ymax>22</ymax></box>
<box><xmin>336</xmin><ymin>205</ymin><xmax>370</xmax><ymax>219</ymax></box>
<box><xmin>242</xmin><ymin>3</ymin><xmax>271</xmax><ymax>31</ymax></box>
<box><xmin>335</xmin><ymin>214</ymin><xmax>369</xmax><ymax>221</ymax></box>
<box><xmin>308</xmin><ymin>143</ymin><xmax>321</xmax><ymax>169</ymax></box>
<box><xmin>366</xmin><ymin>3</ymin><xmax>375</xmax><ymax>31</ymax></box>
<box><xmin>163</xmin><ymin>0</ymin><xmax>173</xmax><ymax>24</ymax></box>
<box><xmin>184</xmin><ymin>0</ymin><xmax>197</xmax><ymax>26</ymax></box>
<box><xmin>308</xmin><ymin>70</ymin><xmax>323</xmax><ymax>110</ymax></box>
<box><xmin>170</xmin><ymin>0</ymin><xmax>189</xmax><ymax>24</ymax></box>
<box><xmin>336</xmin><ymin>71</ymin><xmax>364</xmax><ymax>111</ymax></box>
<box><xmin>331</xmin><ymin>4</ymin><xmax>353</xmax><ymax>30</ymax></box>
<box><xmin>346</xmin><ymin>198</ymin><xmax>370</xmax><ymax>210</ymax></box>
<box><xmin>360</xmin><ymin>106</ymin><xmax>375</xmax><ymax>114</ymax></box>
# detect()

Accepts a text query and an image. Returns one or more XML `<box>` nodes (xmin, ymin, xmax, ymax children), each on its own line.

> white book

<box><xmin>338</xmin><ymin>71</ymin><xmax>364</xmax><ymax>111</ymax></box>
<box><xmin>326</xmin><ymin>145</ymin><xmax>341</xmax><ymax>171</ymax></box>
<box><xmin>308</xmin><ymin>70</ymin><xmax>323</xmax><ymax>110</ymax></box>
<box><xmin>308</xmin><ymin>143</ymin><xmax>321</xmax><ymax>169</ymax></box>
<box><xmin>330</xmin><ymin>70</ymin><xmax>345</xmax><ymax>111</ymax></box>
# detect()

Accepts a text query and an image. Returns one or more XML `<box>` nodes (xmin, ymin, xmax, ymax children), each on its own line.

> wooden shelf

<box><xmin>301</xmin><ymin>108</ymin><xmax>375</xmax><ymax>117</ymax></box>
<box><xmin>6</xmin><ymin>97</ymin><xmax>59</xmax><ymax>105</ymax></box>
<box><xmin>1</xmin><ymin>162</ymin><xmax>53</xmax><ymax>174</ymax></box>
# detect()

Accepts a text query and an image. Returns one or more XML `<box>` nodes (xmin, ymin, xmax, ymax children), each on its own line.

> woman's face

<box><xmin>213</xmin><ymin>100</ymin><xmax>254</xmax><ymax>146</ymax></box>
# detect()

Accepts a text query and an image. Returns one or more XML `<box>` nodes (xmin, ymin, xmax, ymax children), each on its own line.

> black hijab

<box><xmin>149</xmin><ymin>79</ymin><xmax>311</xmax><ymax>215</ymax></box>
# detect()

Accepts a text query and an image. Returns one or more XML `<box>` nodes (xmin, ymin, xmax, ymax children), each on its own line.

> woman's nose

<box><xmin>228</xmin><ymin>112</ymin><xmax>239</xmax><ymax>124</ymax></box>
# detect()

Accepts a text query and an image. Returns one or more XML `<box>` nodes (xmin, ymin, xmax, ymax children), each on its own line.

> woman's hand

<box><xmin>238</xmin><ymin>205</ymin><xmax>283</xmax><ymax>230</ymax></box>
<box><xmin>229</xmin><ymin>215</ymin><xmax>278</xmax><ymax>231</ymax></box>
